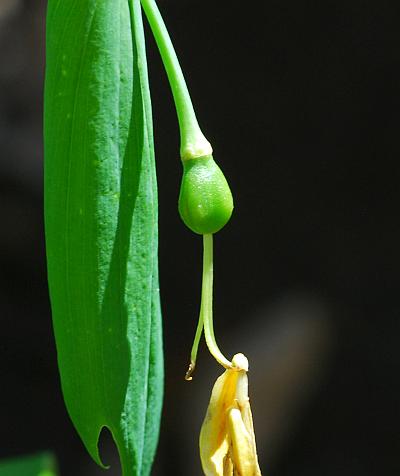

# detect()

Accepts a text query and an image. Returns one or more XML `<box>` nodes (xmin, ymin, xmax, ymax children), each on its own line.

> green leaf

<box><xmin>0</xmin><ymin>452</ymin><xmax>58</xmax><ymax>476</ymax></box>
<box><xmin>44</xmin><ymin>1</ymin><xmax>163</xmax><ymax>475</ymax></box>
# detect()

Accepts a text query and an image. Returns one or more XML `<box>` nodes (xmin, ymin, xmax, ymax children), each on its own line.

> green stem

<box><xmin>185</xmin><ymin>235</ymin><xmax>232</xmax><ymax>379</ymax></box>
<box><xmin>201</xmin><ymin>234</ymin><xmax>232</xmax><ymax>369</ymax></box>
<box><xmin>185</xmin><ymin>306</ymin><xmax>203</xmax><ymax>380</ymax></box>
<box><xmin>140</xmin><ymin>0</ymin><xmax>212</xmax><ymax>160</ymax></box>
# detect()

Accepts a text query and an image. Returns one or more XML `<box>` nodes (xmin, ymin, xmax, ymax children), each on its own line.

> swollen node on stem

<box><xmin>140</xmin><ymin>0</ymin><xmax>234</xmax><ymax>234</ymax></box>
<box><xmin>178</xmin><ymin>155</ymin><xmax>234</xmax><ymax>235</ymax></box>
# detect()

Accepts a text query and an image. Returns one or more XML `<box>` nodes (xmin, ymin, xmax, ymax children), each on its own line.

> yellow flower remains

<box><xmin>199</xmin><ymin>353</ymin><xmax>262</xmax><ymax>476</ymax></box>
<box><xmin>185</xmin><ymin>236</ymin><xmax>262</xmax><ymax>474</ymax></box>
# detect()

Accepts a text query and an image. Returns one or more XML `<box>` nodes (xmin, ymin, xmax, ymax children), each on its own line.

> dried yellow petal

<box><xmin>199</xmin><ymin>354</ymin><xmax>262</xmax><ymax>476</ymax></box>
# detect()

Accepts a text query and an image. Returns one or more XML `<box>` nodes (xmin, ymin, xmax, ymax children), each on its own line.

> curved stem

<box><xmin>202</xmin><ymin>234</ymin><xmax>232</xmax><ymax>369</ymax></box>
<box><xmin>185</xmin><ymin>306</ymin><xmax>204</xmax><ymax>381</ymax></box>
<box><xmin>140</xmin><ymin>0</ymin><xmax>212</xmax><ymax>160</ymax></box>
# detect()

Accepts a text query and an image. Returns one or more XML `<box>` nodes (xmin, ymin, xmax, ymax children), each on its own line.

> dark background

<box><xmin>1</xmin><ymin>0</ymin><xmax>400</xmax><ymax>474</ymax></box>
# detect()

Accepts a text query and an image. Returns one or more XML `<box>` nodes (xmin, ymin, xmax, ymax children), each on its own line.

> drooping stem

<box><xmin>201</xmin><ymin>234</ymin><xmax>232</xmax><ymax>369</ymax></box>
<box><xmin>185</xmin><ymin>307</ymin><xmax>204</xmax><ymax>381</ymax></box>
<box><xmin>140</xmin><ymin>0</ymin><xmax>212</xmax><ymax>160</ymax></box>
<box><xmin>185</xmin><ymin>235</ymin><xmax>232</xmax><ymax>379</ymax></box>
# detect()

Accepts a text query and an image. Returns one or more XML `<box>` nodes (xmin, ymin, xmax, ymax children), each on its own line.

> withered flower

<box><xmin>200</xmin><ymin>353</ymin><xmax>262</xmax><ymax>476</ymax></box>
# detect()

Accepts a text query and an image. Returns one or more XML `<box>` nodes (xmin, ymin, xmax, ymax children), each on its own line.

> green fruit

<box><xmin>178</xmin><ymin>155</ymin><xmax>234</xmax><ymax>234</ymax></box>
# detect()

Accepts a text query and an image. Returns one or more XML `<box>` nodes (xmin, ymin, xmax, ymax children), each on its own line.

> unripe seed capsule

<box><xmin>178</xmin><ymin>155</ymin><xmax>234</xmax><ymax>234</ymax></box>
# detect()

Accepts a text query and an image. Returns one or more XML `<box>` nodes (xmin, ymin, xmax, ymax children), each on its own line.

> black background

<box><xmin>1</xmin><ymin>0</ymin><xmax>400</xmax><ymax>474</ymax></box>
